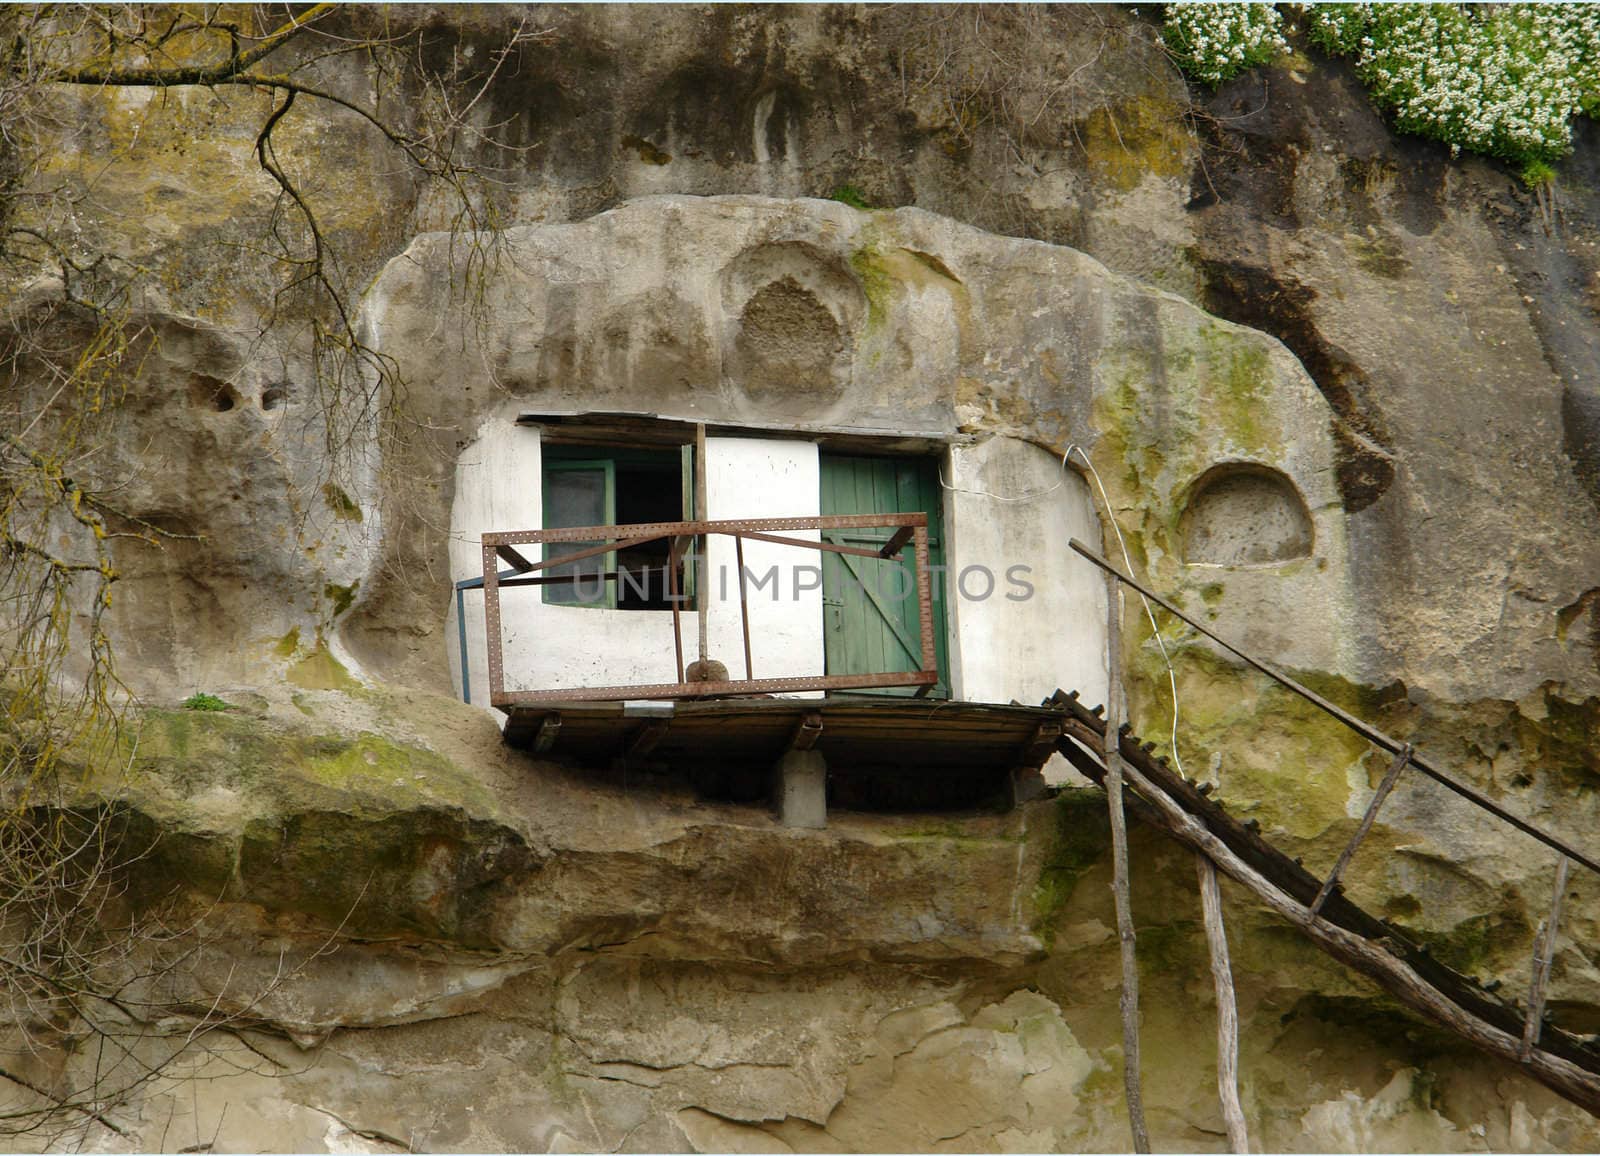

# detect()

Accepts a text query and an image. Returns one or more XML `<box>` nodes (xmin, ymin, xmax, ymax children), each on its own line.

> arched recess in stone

<box><xmin>719</xmin><ymin>241</ymin><xmax>863</xmax><ymax>408</ymax></box>
<box><xmin>1180</xmin><ymin>463</ymin><xmax>1314</xmax><ymax>566</ymax></box>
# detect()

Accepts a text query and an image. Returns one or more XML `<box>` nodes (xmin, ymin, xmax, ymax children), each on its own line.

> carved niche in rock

<box><xmin>719</xmin><ymin>240</ymin><xmax>863</xmax><ymax>407</ymax></box>
<box><xmin>1181</xmin><ymin>463</ymin><xmax>1313</xmax><ymax>567</ymax></box>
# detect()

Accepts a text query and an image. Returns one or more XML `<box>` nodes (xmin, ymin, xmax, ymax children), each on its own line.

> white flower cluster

<box><xmin>1162</xmin><ymin>2</ymin><xmax>1291</xmax><ymax>87</ymax></box>
<box><xmin>1302</xmin><ymin>3</ymin><xmax>1370</xmax><ymax>57</ymax></box>
<box><xmin>1304</xmin><ymin>3</ymin><xmax>1600</xmax><ymax>169</ymax></box>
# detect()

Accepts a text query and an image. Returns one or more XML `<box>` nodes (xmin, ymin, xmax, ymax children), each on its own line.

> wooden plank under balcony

<box><xmin>502</xmin><ymin>697</ymin><xmax>1068</xmax><ymax>782</ymax></box>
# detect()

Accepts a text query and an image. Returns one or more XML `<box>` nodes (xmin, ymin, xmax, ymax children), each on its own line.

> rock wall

<box><xmin>5</xmin><ymin>4</ymin><xmax>1600</xmax><ymax>1151</ymax></box>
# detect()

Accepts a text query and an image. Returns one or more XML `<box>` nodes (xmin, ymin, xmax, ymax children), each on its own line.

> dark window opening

<box><xmin>542</xmin><ymin>444</ymin><xmax>690</xmax><ymax>610</ymax></box>
<box><xmin>615</xmin><ymin>463</ymin><xmax>684</xmax><ymax>609</ymax></box>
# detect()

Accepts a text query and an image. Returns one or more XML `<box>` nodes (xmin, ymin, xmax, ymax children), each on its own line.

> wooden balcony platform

<box><xmin>502</xmin><ymin>697</ymin><xmax>1068</xmax><ymax>788</ymax></box>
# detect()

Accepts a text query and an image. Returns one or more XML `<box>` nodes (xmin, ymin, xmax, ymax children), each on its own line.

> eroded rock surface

<box><xmin>4</xmin><ymin>4</ymin><xmax>1600</xmax><ymax>1150</ymax></box>
<box><xmin>4</xmin><ymin>688</ymin><xmax>1591</xmax><ymax>1153</ymax></box>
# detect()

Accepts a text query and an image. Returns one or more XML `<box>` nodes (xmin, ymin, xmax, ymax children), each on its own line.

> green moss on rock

<box><xmin>287</xmin><ymin>643</ymin><xmax>360</xmax><ymax>691</ymax></box>
<box><xmin>1033</xmin><ymin>789</ymin><xmax>1113</xmax><ymax>945</ymax></box>
<box><xmin>321</xmin><ymin>482</ymin><xmax>363</xmax><ymax>521</ymax></box>
<box><xmin>849</xmin><ymin>245</ymin><xmax>895</xmax><ymax>331</ymax></box>
<box><xmin>1124</xmin><ymin>643</ymin><xmax>1376</xmax><ymax>841</ymax></box>
<box><xmin>127</xmin><ymin>708</ymin><xmax>503</xmax><ymax>824</ymax></box>
<box><xmin>111</xmin><ymin>708</ymin><xmax>529</xmax><ymax>944</ymax></box>
<box><xmin>1074</xmin><ymin>94</ymin><xmax>1192</xmax><ymax>193</ymax></box>
<box><xmin>324</xmin><ymin>580</ymin><xmax>360</xmax><ymax>618</ymax></box>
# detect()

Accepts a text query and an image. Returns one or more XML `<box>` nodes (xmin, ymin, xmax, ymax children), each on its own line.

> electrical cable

<box><xmin>939</xmin><ymin>442</ymin><xmax>1189</xmax><ymax>779</ymax></box>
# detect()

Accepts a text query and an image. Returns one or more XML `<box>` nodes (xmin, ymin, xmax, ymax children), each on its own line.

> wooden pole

<box><xmin>1522</xmin><ymin>855</ymin><xmax>1571</xmax><ymax>1061</ymax></box>
<box><xmin>1105</xmin><ymin>754</ymin><xmax>1600</xmax><ymax>1115</ymax></box>
<box><xmin>1104</xmin><ymin>579</ymin><xmax>1151</xmax><ymax>1152</ymax></box>
<box><xmin>1068</xmin><ymin>540</ymin><xmax>1600</xmax><ymax>879</ymax></box>
<box><xmin>1307</xmin><ymin>743</ymin><xmax>1412</xmax><ymax>920</ymax></box>
<box><xmin>1196</xmin><ymin>855</ymin><xmax>1249</xmax><ymax>1154</ymax></box>
<box><xmin>695</xmin><ymin>423</ymin><xmax>709</xmax><ymax>665</ymax></box>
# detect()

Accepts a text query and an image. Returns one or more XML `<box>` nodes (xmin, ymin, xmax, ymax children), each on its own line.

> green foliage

<box><xmin>1520</xmin><ymin>158</ymin><xmax>1558</xmax><ymax>187</ymax></box>
<box><xmin>1304</xmin><ymin>3</ymin><xmax>1369</xmax><ymax>56</ymax></box>
<box><xmin>1162</xmin><ymin>2</ymin><xmax>1290</xmax><ymax>87</ymax></box>
<box><xmin>1301</xmin><ymin>4</ymin><xmax>1598</xmax><ymax>178</ymax></box>
<box><xmin>1165</xmin><ymin>4</ymin><xmax>1600</xmax><ymax>179</ymax></box>
<box><xmin>828</xmin><ymin>183</ymin><xmax>873</xmax><ymax>210</ymax></box>
<box><xmin>180</xmin><ymin>692</ymin><xmax>231</xmax><ymax>712</ymax></box>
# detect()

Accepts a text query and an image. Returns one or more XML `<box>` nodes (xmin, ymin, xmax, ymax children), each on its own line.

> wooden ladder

<box><xmin>1047</xmin><ymin>686</ymin><xmax>1600</xmax><ymax>1116</ymax></box>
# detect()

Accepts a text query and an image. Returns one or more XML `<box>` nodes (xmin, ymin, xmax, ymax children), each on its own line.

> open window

<box><xmin>541</xmin><ymin>444</ymin><xmax>692</xmax><ymax>609</ymax></box>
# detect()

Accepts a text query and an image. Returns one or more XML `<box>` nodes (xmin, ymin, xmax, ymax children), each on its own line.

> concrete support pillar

<box><xmin>776</xmin><ymin>749</ymin><xmax>827</xmax><ymax>829</ymax></box>
<box><xmin>1007</xmin><ymin>765</ymin><xmax>1049</xmax><ymax>809</ymax></box>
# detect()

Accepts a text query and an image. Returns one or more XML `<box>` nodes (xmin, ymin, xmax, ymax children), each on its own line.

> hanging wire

<box><xmin>938</xmin><ymin>441</ymin><xmax>1189</xmax><ymax>778</ymax></box>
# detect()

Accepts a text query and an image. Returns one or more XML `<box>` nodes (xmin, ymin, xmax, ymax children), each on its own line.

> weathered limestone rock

<box><xmin>15</xmin><ymin>689</ymin><xmax>1594</xmax><ymax>1153</ymax></box>
<box><xmin>7</xmin><ymin>5</ymin><xmax>1600</xmax><ymax>1149</ymax></box>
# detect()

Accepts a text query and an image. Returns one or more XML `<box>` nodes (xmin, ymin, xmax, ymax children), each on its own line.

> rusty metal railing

<box><xmin>480</xmin><ymin>514</ymin><xmax>937</xmax><ymax>705</ymax></box>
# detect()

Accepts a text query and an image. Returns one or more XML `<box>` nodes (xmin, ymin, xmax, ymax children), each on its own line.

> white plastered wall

<box><xmin>703</xmin><ymin>438</ymin><xmax>825</xmax><ymax>692</ymax></box>
<box><xmin>448</xmin><ymin>426</ymin><xmax>1107</xmax><ymax>731</ymax></box>
<box><xmin>945</xmin><ymin>436</ymin><xmax>1109</xmax><ymax>743</ymax></box>
<box><xmin>447</xmin><ymin>424</ymin><xmax>825</xmax><ymax>705</ymax></box>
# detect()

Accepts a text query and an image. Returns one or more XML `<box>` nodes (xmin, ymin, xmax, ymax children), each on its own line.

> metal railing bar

<box><xmin>736</xmin><ymin>535</ymin><xmax>753</xmax><ymax>680</ymax></box>
<box><xmin>455</xmin><ymin>568</ymin><xmax>524</xmax><ymax>592</ymax></box>
<box><xmin>456</xmin><ymin>586</ymin><xmax>470</xmax><ymax>704</ymax></box>
<box><xmin>731</xmin><ymin>528</ymin><xmax>901</xmax><ymax>559</ymax></box>
<box><xmin>521</xmin><ymin>534</ymin><xmax>658</xmax><ymax>576</ymax></box>
<box><xmin>498</xmin><ymin>670</ymin><xmax>937</xmax><ymax>704</ymax></box>
<box><xmin>1068</xmin><ymin>538</ymin><xmax>1600</xmax><ymax>879</ymax></box>
<box><xmin>880</xmin><ymin>525</ymin><xmax>916</xmax><ymax>558</ymax></box>
<box><xmin>494</xmin><ymin>543</ymin><xmax>536</xmax><ymax>571</ymax></box>
<box><xmin>481</xmin><ymin>514</ymin><xmax>940</xmax><ymax>707</ymax></box>
<box><xmin>484</xmin><ymin>512</ymin><xmax>926</xmax><ymax>547</ymax></box>
<box><xmin>668</xmin><ymin>534</ymin><xmax>685</xmax><ymax>682</ymax></box>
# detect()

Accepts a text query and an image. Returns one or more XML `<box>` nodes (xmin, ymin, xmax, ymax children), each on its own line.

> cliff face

<box><xmin>5</xmin><ymin>5</ymin><xmax>1600</xmax><ymax>1151</ymax></box>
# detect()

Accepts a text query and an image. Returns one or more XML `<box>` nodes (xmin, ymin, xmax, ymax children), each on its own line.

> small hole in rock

<box><xmin>188</xmin><ymin>374</ymin><xmax>241</xmax><ymax>413</ymax></box>
<box><xmin>261</xmin><ymin>384</ymin><xmax>291</xmax><ymax>411</ymax></box>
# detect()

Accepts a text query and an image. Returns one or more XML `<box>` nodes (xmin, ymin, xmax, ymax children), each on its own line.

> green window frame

<box><xmin>540</xmin><ymin>444</ymin><xmax>696</xmax><ymax>609</ymax></box>
<box><xmin>542</xmin><ymin>458</ymin><xmax>617</xmax><ymax>607</ymax></box>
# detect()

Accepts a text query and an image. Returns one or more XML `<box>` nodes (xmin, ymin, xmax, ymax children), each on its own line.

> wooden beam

<box><xmin>1308</xmin><ymin>743</ymin><xmax>1413</xmax><ymax>919</ymax></box>
<box><xmin>1016</xmin><ymin>719</ymin><xmax>1064</xmax><ymax>771</ymax></box>
<box><xmin>1068</xmin><ymin>539</ymin><xmax>1600</xmax><ymax>880</ymax></box>
<box><xmin>790</xmin><ymin>711</ymin><xmax>823</xmax><ymax>752</ymax></box>
<box><xmin>1104</xmin><ymin>580</ymin><xmax>1151</xmax><ymax>1153</ymax></box>
<box><xmin>533</xmin><ymin>714</ymin><xmax>562</xmax><ymax>754</ymax></box>
<box><xmin>1052</xmin><ymin>714</ymin><xmax>1600</xmax><ymax>1116</ymax></box>
<box><xmin>1523</xmin><ymin>855</ymin><xmax>1572</xmax><ymax>1061</ymax></box>
<box><xmin>1120</xmin><ymin>757</ymin><xmax>1600</xmax><ymax>1115</ymax></box>
<box><xmin>1197</xmin><ymin>855</ymin><xmax>1250</xmax><ymax>1154</ymax></box>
